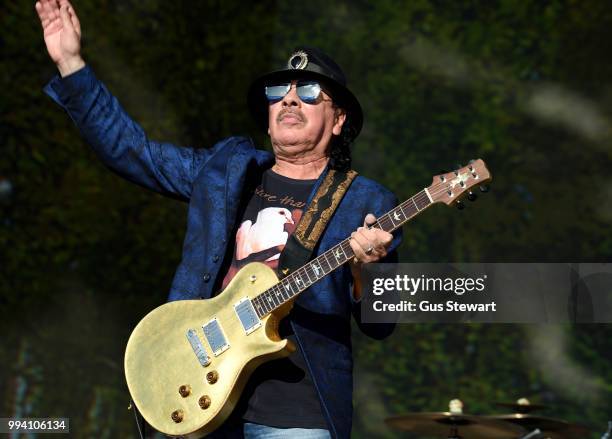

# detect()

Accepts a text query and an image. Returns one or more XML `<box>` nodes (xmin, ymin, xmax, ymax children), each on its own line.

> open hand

<box><xmin>35</xmin><ymin>0</ymin><xmax>85</xmax><ymax>77</ymax></box>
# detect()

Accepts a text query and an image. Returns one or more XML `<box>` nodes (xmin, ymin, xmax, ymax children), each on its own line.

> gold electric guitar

<box><xmin>124</xmin><ymin>161</ymin><xmax>492</xmax><ymax>438</ymax></box>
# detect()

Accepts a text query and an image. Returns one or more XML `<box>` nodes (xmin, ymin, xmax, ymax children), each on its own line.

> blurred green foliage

<box><xmin>1</xmin><ymin>0</ymin><xmax>611</xmax><ymax>437</ymax></box>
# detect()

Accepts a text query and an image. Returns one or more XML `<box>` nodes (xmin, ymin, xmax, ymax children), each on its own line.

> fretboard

<box><xmin>250</xmin><ymin>188</ymin><xmax>433</xmax><ymax>318</ymax></box>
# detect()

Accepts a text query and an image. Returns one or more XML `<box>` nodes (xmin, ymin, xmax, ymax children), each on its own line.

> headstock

<box><xmin>427</xmin><ymin>159</ymin><xmax>492</xmax><ymax>208</ymax></box>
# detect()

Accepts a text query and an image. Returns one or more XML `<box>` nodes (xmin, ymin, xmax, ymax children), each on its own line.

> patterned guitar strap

<box><xmin>278</xmin><ymin>168</ymin><xmax>358</xmax><ymax>278</ymax></box>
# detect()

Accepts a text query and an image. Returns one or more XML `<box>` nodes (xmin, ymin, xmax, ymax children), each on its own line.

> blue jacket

<box><xmin>44</xmin><ymin>65</ymin><xmax>402</xmax><ymax>439</ymax></box>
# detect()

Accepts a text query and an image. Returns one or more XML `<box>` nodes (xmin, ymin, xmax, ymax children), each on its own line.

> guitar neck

<box><xmin>251</xmin><ymin>189</ymin><xmax>433</xmax><ymax>318</ymax></box>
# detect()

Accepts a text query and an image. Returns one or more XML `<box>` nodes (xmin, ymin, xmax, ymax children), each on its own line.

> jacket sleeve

<box><xmin>351</xmin><ymin>188</ymin><xmax>403</xmax><ymax>340</ymax></box>
<box><xmin>43</xmin><ymin>65</ymin><xmax>218</xmax><ymax>201</ymax></box>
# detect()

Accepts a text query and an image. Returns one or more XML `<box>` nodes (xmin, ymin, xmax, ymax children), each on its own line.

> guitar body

<box><xmin>125</xmin><ymin>262</ymin><xmax>295</xmax><ymax>438</ymax></box>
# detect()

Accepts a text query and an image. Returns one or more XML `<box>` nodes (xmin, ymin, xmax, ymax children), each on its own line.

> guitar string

<box><xmin>253</xmin><ymin>171</ymin><xmax>487</xmax><ymax>314</ymax></box>
<box><xmin>253</xmin><ymin>170</ymin><xmax>487</xmax><ymax>315</ymax></box>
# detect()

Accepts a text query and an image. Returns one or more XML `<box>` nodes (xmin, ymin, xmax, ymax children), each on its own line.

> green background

<box><xmin>1</xmin><ymin>0</ymin><xmax>611</xmax><ymax>437</ymax></box>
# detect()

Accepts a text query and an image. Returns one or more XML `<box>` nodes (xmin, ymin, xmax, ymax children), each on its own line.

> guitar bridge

<box><xmin>186</xmin><ymin>329</ymin><xmax>211</xmax><ymax>367</ymax></box>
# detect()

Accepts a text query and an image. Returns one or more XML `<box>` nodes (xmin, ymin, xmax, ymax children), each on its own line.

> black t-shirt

<box><xmin>219</xmin><ymin>169</ymin><xmax>328</xmax><ymax>429</ymax></box>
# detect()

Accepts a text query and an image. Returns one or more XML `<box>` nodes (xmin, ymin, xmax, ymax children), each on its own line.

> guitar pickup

<box><xmin>234</xmin><ymin>297</ymin><xmax>261</xmax><ymax>335</ymax></box>
<box><xmin>202</xmin><ymin>318</ymin><xmax>230</xmax><ymax>356</ymax></box>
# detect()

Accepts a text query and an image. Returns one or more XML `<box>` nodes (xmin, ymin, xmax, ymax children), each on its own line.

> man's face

<box><xmin>267</xmin><ymin>79</ymin><xmax>346</xmax><ymax>159</ymax></box>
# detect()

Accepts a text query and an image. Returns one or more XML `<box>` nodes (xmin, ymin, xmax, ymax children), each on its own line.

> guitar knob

<box><xmin>467</xmin><ymin>191</ymin><xmax>477</xmax><ymax>201</ymax></box>
<box><xmin>456</xmin><ymin>200</ymin><xmax>465</xmax><ymax>210</ymax></box>
<box><xmin>179</xmin><ymin>385</ymin><xmax>191</xmax><ymax>397</ymax></box>
<box><xmin>479</xmin><ymin>185</ymin><xmax>490</xmax><ymax>193</ymax></box>
<box><xmin>199</xmin><ymin>395</ymin><xmax>211</xmax><ymax>410</ymax></box>
<box><xmin>206</xmin><ymin>370</ymin><xmax>219</xmax><ymax>384</ymax></box>
<box><xmin>171</xmin><ymin>409</ymin><xmax>184</xmax><ymax>423</ymax></box>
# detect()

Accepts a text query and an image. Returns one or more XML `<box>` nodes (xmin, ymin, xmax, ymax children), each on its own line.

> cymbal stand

<box><xmin>520</xmin><ymin>429</ymin><xmax>544</xmax><ymax>439</ymax></box>
<box><xmin>446</xmin><ymin>426</ymin><xmax>462</xmax><ymax>439</ymax></box>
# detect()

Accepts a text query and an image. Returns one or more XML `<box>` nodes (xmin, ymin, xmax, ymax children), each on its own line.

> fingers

<box><xmin>350</xmin><ymin>231</ymin><xmax>374</xmax><ymax>264</ymax></box>
<box><xmin>42</xmin><ymin>0</ymin><xmax>59</xmax><ymax>21</ymax></box>
<box><xmin>350</xmin><ymin>213</ymin><xmax>394</xmax><ymax>263</ymax></box>
<box><xmin>350</xmin><ymin>227</ymin><xmax>392</xmax><ymax>264</ymax></box>
<box><xmin>35</xmin><ymin>1</ymin><xmax>52</xmax><ymax>25</ymax></box>
<box><xmin>36</xmin><ymin>0</ymin><xmax>61</xmax><ymax>32</ymax></box>
<box><xmin>363</xmin><ymin>213</ymin><xmax>377</xmax><ymax>227</ymax></box>
<box><xmin>35</xmin><ymin>2</ymin><xmax>43</xmax><ymax>18</ymax></box>
<box><xmin>58</xmin><ymin>0</ymin><xmax>80</xmax><ymax>33</ymax></box>
<box><xmin>58</xmin><ymin>2</ymin><xmax>74</xmax><ymax>33</ymax></box>
<box><xmin>70</xmin><ymin>7</ymin><xmax>81</xmax><ymax>35</ymax></box>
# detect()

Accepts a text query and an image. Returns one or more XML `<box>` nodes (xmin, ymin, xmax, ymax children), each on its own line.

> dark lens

<box><xmin>296</xmin><ymin>81</ymin><xmax>321</xmax><ymax>103</ymax></box>
<box><xmin>265</xmin><ymin>83</ymin><xmax>291</xmax><ymax>101</ymax></box>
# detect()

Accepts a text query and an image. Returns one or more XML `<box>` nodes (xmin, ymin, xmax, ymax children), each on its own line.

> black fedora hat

<box><xmin>247</xmin><ymin>46</ymin><xmax>363</xmax><ymax>141</ymax></box>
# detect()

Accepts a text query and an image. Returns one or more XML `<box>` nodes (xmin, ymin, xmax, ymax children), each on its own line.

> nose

<box><xmin>281</xmin><ymin>81</ymin><xmax>300</xmax><ymax>107</ymax></box>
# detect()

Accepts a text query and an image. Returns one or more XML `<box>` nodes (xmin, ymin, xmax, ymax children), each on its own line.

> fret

<box><xmin>398</xmin><ymin>203</ymin><xmax>408</xmax><ymax>221</ymax></box>
<box><xmin>399</xmin><ymin>208</ymin><xmax>414</xmax><ymax>223</ymax></box>
<box><xmin>402</xmin><ymin>199</ymin><xmax>417</xmax><ymax>216</ymax></box>
<box><xmin>278</xmin><ymin>282</ymin><xmax>291</xmax><ymax>301</ymax></box>
<box><xmin>332</xmin><ymin>244</ymin><xmax>345</xmax><ymax>265</ymax></box>
<box><xmin>273</xmin><ymin>285</ymin><xmax>286</xmax><ymax>302</ymax></box>
<box><xmin>415</xmin><ymin>191</ymin><xmax>431</xmax><ymax>210</ymax></box>
<box><xmin>302</xmin><ymin>266</ymin><xmax>314</xmax><ymax>285</ymax></box>
<box><xmin>410</xmin><ymin>197</ymin><xmax>420</xmax><ymax>212</ymax></box>
<box><xmin>265</xmin><ymin>291</ymin><xmax>277</xmax><ymax>308</ymax></box>
<box><xmin>294</xmin><ymin>272</ymin><xmax>305</xmax><ymax>291</ymax></box>
<box><xmin>379</xmin><ymin>214</ymin><xmax>393</xmax><ymax>232</ymax></box>
<box><xmin>281</xmin><ymin>278</ymin><xmax>295</xmax><ymax>297</ymax></box>
<box><xmin>253</xmin><ymin>297</ymin><xmax>265</xmax><ymax>318</ymax></box>
<box><xmin>310</xmin><ymin>260</ymin><xmax>324</xmax><ymax>279</ymax></box>
<box><xmin>282</xmin><ymin>282</ymin><xmax>292</xmax><ymax>301</ymax></box>
<box><xmin>341</xmin><ymin>240</ymin><xmax>354</xmax><ymax>260</ymax></box>
<box><xmin>377</xmin><ymin>215</ymin><xmax>388</xmax><ymax>232</ymax></box>
<box><xmin>267</xmin><ymin>289</ymin><xmax>280</xmax><ymax>307</ymax></box>
<box><xmin>319</xmin><ymin>253</ymin><xmax>333</xmax><ymax>273</ymax></box>
<box><xmin>390</xmin><ymin>208</ymin><xmax>405</xmax><ymax>228</ymax></box>
<box><xmin>258</xmin><ymin>293</ymin><xmax>271</xmax><ymax>314</ymax></box>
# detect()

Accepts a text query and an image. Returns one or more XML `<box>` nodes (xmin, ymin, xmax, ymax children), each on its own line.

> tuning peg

<box><xmin>479</xmin><ymin>185</ymin><xmax>490</xmax><ymax>193</ymax></box>
<box><xmin>456</xmin><ymin>200</ymin><xmax>465</xmax><ymax>210</ymax></box>
<box><xmin>454</xmin><ymin>164</ymin><xmax>461</xmax><ymax>175</ymax></box>
<box><xmin>468</xmin><ymin>159</ymin><xmax>476</xmax><ymax>164</ymax></box>
<box><xmin>467</xmin><ymin>191</ymin><xmax>477</xmax><ymax>201</ymax></box>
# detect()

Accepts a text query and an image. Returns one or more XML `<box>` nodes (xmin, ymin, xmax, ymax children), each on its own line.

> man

<box><xmin>36</xmin><ymin>1</ymin><xmax>402</xmax><ymax>438</ymax></box>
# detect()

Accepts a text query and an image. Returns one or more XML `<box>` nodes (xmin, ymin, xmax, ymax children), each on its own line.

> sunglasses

<box><xmin>264</xmin><ymin>80</ymin><xmax>323</xmax><ymax>104</ymax></box>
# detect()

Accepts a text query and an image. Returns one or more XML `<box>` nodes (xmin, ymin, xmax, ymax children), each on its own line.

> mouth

<box><xmin>278</xmin><ymin>111</ymin><xmax>305</xmax><ymax>124</ymax></box>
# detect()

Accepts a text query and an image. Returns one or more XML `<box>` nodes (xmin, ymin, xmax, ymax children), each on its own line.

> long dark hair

<box><xmin>329</xmin><ymin>111</ymin><xmax>356</xmax><ymax>172</ymax></box>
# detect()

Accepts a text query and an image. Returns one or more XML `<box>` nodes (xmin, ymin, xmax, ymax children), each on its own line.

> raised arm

<box><xmin>36</xmin><ymin>0</ymin><xmax>213</xmax><ymax>200</ymax></box>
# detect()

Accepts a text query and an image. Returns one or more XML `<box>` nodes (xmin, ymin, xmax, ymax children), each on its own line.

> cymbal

<box><xmin>495</xmin><ymin>398</ymin><xmax>547</xmax><ymax>413</ymax></box>
<box><xmin>386</xmin><ymin>412</ymin><xmax>526</xmax><ymax>438</ymax></box>
<box><xmin>489</xmin><ymin>414</ymin><xmax>591</xmax><ymax>439</ymax></box>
